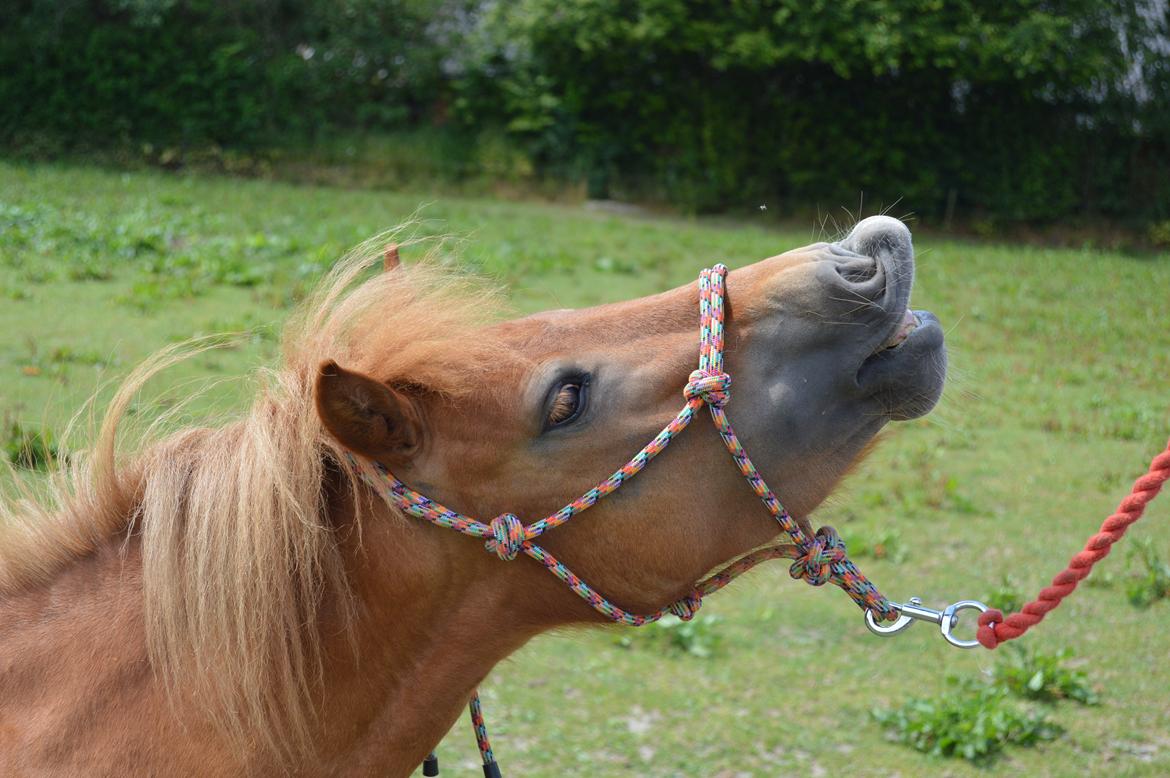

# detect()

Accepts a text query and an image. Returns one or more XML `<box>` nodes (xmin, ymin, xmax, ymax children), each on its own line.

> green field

<box><xmin>2</xmin><ymin>161</ymin><xmax>1169</xmax><ymax>776</ymax></box>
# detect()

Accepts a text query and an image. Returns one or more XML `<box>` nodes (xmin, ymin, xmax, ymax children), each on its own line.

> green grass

<box><xmin>2</xmin><ymin>160</ymin><xmax>1170</xmax><ymax>776</ymax></box>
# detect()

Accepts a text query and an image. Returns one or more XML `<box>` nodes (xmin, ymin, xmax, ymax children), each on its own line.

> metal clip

<box><xmin>864</xmin><ymin>597</ymin><xmax>989</xmax><ymax>649</ymax></box>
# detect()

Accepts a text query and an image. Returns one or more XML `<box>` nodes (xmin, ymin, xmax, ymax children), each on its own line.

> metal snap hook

<box><xmin>939</xmin><ymin>600</ymin><xmax>989</xmax><ymax>649</ymax></box>
<box><xmin>865</xmin><ymin>597</ymin><xmax>989</xmax><ymax>649</ymax></box>
<box><xmin>864</xmin><ymin>596</ymin><xmax>922</xmax><ymax>636</ymax></box>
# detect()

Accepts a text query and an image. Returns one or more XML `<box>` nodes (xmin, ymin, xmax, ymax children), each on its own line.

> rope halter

<box><xmin>787</xmin><ymin>526</ymin><xmax>848</xmax><ymax>587</ymax></box>
<box><xmin>349</xmin><ymin>263</ymin><xmax>896</xmax><ymax>776</ymax></box>
<box><xmin>484</xmin><ymin>514</ymin><xmax>525</xmax><ymax>561</ymax></box>
<box><xmin>683</xmin><ymin>368</ymin><xmax>731</xmax><ymax>408</ymax></box>
<box><xmin>667</xmin><ymin>592</ymin><xmax>704</xmax><ymax>621</ymax></box>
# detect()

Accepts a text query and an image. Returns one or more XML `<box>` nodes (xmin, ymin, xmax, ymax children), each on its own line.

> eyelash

<box><xmin>545</xmin><ymin>377</ymin><xmax>588</xmax><ymax>429</ymax></box>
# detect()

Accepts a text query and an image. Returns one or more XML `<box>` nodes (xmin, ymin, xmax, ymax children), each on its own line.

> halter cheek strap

<box><xmin>349</xmin><ymin>264</ymin><xmax>895</xmax><ymax>775</ymax></box>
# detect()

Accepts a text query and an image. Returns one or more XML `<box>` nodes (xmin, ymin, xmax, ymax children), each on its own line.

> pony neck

<box><xmin>316</xmin><ymin>486</ymin><xmax>567</xmax><ymax>772</ymax></box>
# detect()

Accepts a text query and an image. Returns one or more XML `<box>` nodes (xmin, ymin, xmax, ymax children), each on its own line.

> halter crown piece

<box><xmin>350</xmin><ymin>264</ymin><xmax>897</xmax><ymax>777</ymax></box>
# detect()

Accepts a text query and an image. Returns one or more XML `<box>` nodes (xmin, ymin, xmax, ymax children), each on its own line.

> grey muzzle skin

<box><xmin>838</xmin><ymin>215</ymin><xmax>947</xmax><ymax>420</ymax></box>
<box><xmin>710</xmin><ymin>216</ymin><xmax>946</xmax><ymax>519</ymax></box>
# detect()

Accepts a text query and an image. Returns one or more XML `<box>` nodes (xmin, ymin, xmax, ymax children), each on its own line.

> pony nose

<box><xmin>823</xmin><ymin>243</ymin><xmax>884</xmax><ymax>301</ymax></box>
<box><xmin>828</xmin><ymin>215</ymin><xmax>915</xmax><ymax>306</ymax></box>
<box><xmin>841</xmin><ymin>215</ymin><xmax>913</xmax><ymax>260</ymax></box>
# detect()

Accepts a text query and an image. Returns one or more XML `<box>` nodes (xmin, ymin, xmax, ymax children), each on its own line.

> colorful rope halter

<box><xmin>350</xmin><ymin>264</ymin><xmax>897</xmax><ymax>777</ymax></box>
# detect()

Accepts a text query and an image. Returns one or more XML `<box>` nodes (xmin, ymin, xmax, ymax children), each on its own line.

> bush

<box><xmin>0</xmin><ymin>0</ymin><xmax>463</xmax><ymax>147</ymax></box>
<box><xmin>460</xmin><ymin>0</ymin><xmax>1170</xmax><ymax>221</ymax></box>
<box><xmin>3</xmin><ymin>1</ymin><xmax>1169</xmax><ymax>224</ymax></box>
<box><xmin>1150</xmin><ymin>221</ymin><xmax>1170</xmax><ymax>248</ymax></box>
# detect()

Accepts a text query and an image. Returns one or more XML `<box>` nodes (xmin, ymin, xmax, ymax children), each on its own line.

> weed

<box><xmin>932</xmin><ymin>475</ymin><xmax>979</xmax><ymax>514</ymax></box>
<box><xmin>616</xmin><ymin>614</ymin><xmax>723</xmax><ymax>659</ymax></box>
<box><xmin>1124</xmin><ymin>538</ymin><xmax>1170</xmax><ymax>608</ymax></box>
<box><xmin>982</xmin><ymin>575</ymin><xmax>1025</xmax><ymax>616</ymax></box>
<box><xmin>1149</xmin><ymin>220</ymin><xmax>1170</xmax><ymax>249</ymax></box>
<box><xmin>1104</xmin><ymin>404</ymin><xmax>1165</xmax><ymax>442</ymax></box>
<box><xmin>4</xmin><ymin>421</ymin><xmax>61</xmax><ymax>470</ymax></box>
<box><xmin>873</xmin><ymin>678</ymin><xmax>1062</xmax><ymax>762</ymax></box>
<box><xmin>17</xmin><ymin>342</ymin><xmax>113</xmax><ymax>379</ymax></box>
<box><xmin>119</xmin><ymin>275</ymin><xmax>205</xmax><ymax>310</ymax></box>
<box><xmin>66</xmin><ymin>258</ymin><xmax>115</xmax><ymax>281</ymax></box>
<box><xmin>993</xmin><ymin>646</ymin><xmax>1099</xmax><ymax>705</ymax></box>
<box><xmin>844</xmin><ymin>527</ymin><xmax>907</xmax><ymax>563</ymax></box>
<box><xmin>192</xmin><ymin>314</ymin><xmax>279</xmax><ymax>345</ymax></box>
<box><xmin>1084</xmin><ymin>570</ymin><xmax>1116</xmax><ymax>589</ymax></box>
<box><xmin>20</xmin><ymin>266</ymin><xmax>57</xmax><ymax>284</ymax></box>
<box><xmin>48</xmin><ymin>345</ymin><xmax>114</xmax><ymax>368</ymax></box>
<box><xmin>875</xmin><ymin>443</ymin><xmax>980</xmax><ymax>517</ymax></box>
<box><xmin>0</xmin><ymin>283</ymin><xmax>31</xmax><ymax>300</ymax></box>
<box><xmin>875</xmin><ymin>644</ymin><xmax>1098</xmax><ymax>762</ymax></box>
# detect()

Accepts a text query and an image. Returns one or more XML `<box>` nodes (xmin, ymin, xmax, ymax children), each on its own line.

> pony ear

<box><xmin>315</xmin><ymin>360</ymin><xmax>422</xmax><ymax>464</ymax></box>
<box><xmin>383</xmin><ymin>243</ymin><xmax>400</xmax><ymax>271</ymax></box>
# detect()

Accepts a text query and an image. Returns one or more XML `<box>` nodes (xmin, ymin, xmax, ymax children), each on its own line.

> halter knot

<box><xmin>485</xmin><ymin>513</ymin><xmax>526</xmax><ymax>561</ymax></box>
<box><xmin>788</xmin><ymin>527</ymin><xmax>847</xmax><ymax>587</ymax></box>
<box><xmin>668</xmin><ymin>592</ymin><xmax>703</xmax><ymax>621</ymax></box>
<box><xmin>683</xmin><ymin>369</ymin><xmax>731</xmax><ymax>408</ymax></box>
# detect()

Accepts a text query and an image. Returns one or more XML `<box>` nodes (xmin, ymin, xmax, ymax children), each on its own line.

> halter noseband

<box><xmin>350</xmin><ymin>264</ymin><xmax>895</xmax><ymax>776</ymax></box>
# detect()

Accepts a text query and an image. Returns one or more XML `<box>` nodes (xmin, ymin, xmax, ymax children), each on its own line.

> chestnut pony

<box><xmin>0</xmin><ymin>216</ymin><xmax>944</xmax><ymax>775</ymax></box>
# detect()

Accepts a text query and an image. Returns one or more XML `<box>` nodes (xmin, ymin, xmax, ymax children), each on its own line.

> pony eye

<box><xmin>546</xmin><ymin>380</ymin><xmax>587</xmax><ymax>428</ymax></box>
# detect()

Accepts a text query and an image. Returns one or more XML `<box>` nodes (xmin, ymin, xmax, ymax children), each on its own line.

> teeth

<box><xmin>881</xmin><ymin>309</ymin><xmax>918</xmax><ymax>349</ymax></box>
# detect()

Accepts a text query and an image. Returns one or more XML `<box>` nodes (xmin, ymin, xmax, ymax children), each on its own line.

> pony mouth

<box><xmin>858</xmin><ymin>308</ymin><xmax>921</xmax><ymax>373</ymax></box>
<box><xmin>855</xmin><ymin>307</ymin><xmax>941</xmax><ymax>386</ymax></box>
<box><xmin>876</xmin><ymin>309</ymin><xmax>920</xmax><ymax>351</ymax></box>
<box><xmin>855</xmin><ymin>309</ymin><xmax>946</xmax><ymax>417</ymax></box>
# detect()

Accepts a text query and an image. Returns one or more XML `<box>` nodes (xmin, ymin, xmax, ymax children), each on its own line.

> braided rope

<box><xmin>468</xmin><ymin>692</ymin><xmax>495</xmax><ymax>767</ymax></box>
<box><xmin>976</xmin><ymin>440</ymin><xmax>1170</xmax><ymax>649</ymax></box>
<box><xmin>692</xmin><ymin>266</ymin><xmax>894</xmax><ymax>617</ymax></box>
<box><xmin>485</xmin><ymin>514</ymin><xmax>525</xmax><ymax>561</ymax></box>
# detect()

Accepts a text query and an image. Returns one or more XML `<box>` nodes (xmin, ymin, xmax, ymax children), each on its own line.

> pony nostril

<box><xmin>835</xmin><ymin>258</ymin><xmax>879</xmax><ymax>285</ymax></box>
<box><xmin>828</xmin><ymin>256</ymin><xmax>884</xmax><ymax>302</ymax></box>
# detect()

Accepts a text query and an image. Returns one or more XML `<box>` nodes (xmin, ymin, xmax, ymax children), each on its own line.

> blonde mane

<box><xmin>0</xmin><ymin>235</ymin><xmax>498</xmax><ymax>760</ymax></box>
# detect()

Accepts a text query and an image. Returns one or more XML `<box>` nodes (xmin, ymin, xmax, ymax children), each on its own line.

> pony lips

<box><xmin>880</xmin><ymin>309</ymin><xmax>920</xmax><ymax>350</ymax></box>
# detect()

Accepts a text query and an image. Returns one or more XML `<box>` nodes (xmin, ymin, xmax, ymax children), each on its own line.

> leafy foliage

<box><xmin>1124</xmin><ymin>538</ymin><xmax>1170</xmax><ymax>608</ymax></box>
<box><xmin>3</xmin><ymin>1</ymin><xmax>1169</xmax><ymax>224</ymax></box>
<box><xmin>873</xmin><ymin>678</ymin><xmax>1062</xmax><ymax>762</ymax></box>
<box><xmin>4</xmin><ymin>421</ymin><xmax>60</xmax><ymax>470</ymax></box>
<box><xmin>0</xmin><ymin>199</ymin><xmax>310</xmax><ymax>311</ymax></box>
<box><xmin>616</xmin><ymin>614</ymin><xmax>723</xmax><ymax>659</ymax></box>
<box><xmin>1150</xmin><ymin>220</ymin><xmax>1170</xmax><ymax>248</ymax></box>
<box><xmin>982</xmin><ymin>575</ymin><xmax>1025</xmax><ymax>616</ymax></box>
<box><xmin>993</xmin><ymin>646</ymin><xmax>1100</xmax><ymax>705</ymax></box>
<box><xmin>0</xmin><ymin>0</ymin><xmax>460</xmax><ymax>146</ymax></box>
<box><xmin>875</xmin><ymin>644</ymin><xmax>1101</xmax><ymax>762</ymax></box>
<box><xmin>843</xmin><ymin>527</ymin><xmax>906</xmax><ymax>563</ymax></box>
<box><xmin>462</xmin><ymin>0</ymin><xmax>1170</xmax><ymax>219</ymax></box>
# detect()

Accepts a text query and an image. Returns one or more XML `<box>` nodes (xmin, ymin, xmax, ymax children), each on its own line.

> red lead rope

<box><xmin>977</xmin><ymin>439</ymin><xmax>1170</xmax><ymax>649</ymax></box>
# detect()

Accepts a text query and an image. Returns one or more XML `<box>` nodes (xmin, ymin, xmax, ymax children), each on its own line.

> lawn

<box><xmin>2</xmin><ymin>161</ymin><xmax>1169</xmax><ymax>776</ymax></box>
